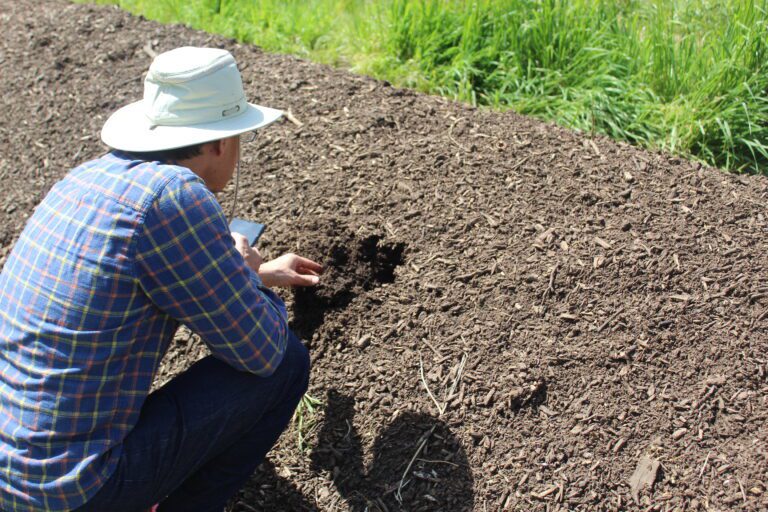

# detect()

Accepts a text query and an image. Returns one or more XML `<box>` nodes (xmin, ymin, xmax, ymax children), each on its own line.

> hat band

<box><xmin>145</xmin><ymin>95</ymin><xmax>248</xmax><ymax>127</ymax></box>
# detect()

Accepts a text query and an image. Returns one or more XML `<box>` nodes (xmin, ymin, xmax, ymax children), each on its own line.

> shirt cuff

<box><xmin>249</xmin><ymin>268</ymin><xmax>264</xmax><ymax>288</ymax></box>
<box><xmin>249</xmin><ymin>269</ymin><xmax>289</xmax><ymax>321</ymax></box>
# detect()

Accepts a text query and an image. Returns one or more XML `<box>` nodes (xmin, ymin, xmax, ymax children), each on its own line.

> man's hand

<box><xmin>232</xmin><ymin>232</ymin><xmax>263</xmax><ymax>273</ymax></box>
<box><xmin>259</xmin><ymin>253</ymin><xmax>323</xmax><ymax>288</ymax></box>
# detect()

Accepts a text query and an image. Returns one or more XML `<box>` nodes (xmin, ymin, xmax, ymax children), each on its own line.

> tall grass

<box><xmin>84</xmin><ymin>0</ymin><xmax>768</xmax><ymax>174</ymax></box>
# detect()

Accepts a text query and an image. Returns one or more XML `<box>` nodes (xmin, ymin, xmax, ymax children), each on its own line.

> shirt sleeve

<box><xmin>134</xmin><ymin>173</ymin><xmax>288</xmax><ymax>376</ymax></box>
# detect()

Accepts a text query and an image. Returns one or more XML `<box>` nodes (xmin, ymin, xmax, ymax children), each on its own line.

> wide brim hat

<box><xmin>101</xmin><ymin>47</ymin><xmax>282</xmax><ymax>152</ymax></box>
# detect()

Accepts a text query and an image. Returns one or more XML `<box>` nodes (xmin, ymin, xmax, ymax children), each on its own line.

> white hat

<box><xmin>101</xmin><ymin>47</ymin><xmax>282</xmax><ymax>152</ymax></box>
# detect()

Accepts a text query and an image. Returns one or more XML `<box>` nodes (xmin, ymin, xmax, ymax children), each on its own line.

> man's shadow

<box><xmin>229</xmin><ymin>390</ymin><xmax>474</xmax><ymax>511</ymax></box>
<box><xmin>229</xmin><ymin>460</ymin><xmax>317</xmax><ymax>511</ymax></box>
<box><xmin>310</xmin><ymin>390</ymin><xmax>475</xmax><ymax>511</ymax></box>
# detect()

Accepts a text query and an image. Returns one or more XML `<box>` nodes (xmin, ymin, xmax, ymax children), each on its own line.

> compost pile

<box><xmin>1</xmin><ymin>1</ymin><xmax>767</xmax><ymax>511</ymax></box>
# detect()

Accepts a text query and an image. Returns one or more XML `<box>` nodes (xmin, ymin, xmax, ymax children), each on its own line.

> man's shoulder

<box><xmin>64</xmin><ymin>152</ymin><xmax>205</xmax><ymax>212</ymax></box>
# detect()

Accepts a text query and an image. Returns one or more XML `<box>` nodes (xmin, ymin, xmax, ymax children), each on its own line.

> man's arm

<box><xmin>134</xmin><ymin>174</ymin><xmax>288</xmax><ymax>376</ymax></box>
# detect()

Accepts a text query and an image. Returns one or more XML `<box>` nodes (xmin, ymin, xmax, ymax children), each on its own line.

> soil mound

<box><xmin>1</xmin><ymin>1</ymin><xmax>766</xmax><ymax>510</ymax></box>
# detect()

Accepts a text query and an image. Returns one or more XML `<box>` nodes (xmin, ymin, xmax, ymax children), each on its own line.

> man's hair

<box><xmin>123</xmin><ymin>142</ymin><xmax>205</xmax><ymax>163</ymax></box>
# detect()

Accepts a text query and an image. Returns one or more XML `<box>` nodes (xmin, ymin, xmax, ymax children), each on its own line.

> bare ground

<box><xmin>1</xmin><ymin>1</ymin><xmax>767</xmax><ymax>510</ymax></box>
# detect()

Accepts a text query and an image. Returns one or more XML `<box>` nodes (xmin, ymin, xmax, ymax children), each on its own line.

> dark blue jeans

<box><xmin>75</xmin><ymin>332</ymin><xmax>310</xmax><ymax>512</ymax></box>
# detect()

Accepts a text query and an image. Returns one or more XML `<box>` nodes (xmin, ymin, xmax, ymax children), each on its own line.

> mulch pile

<box><xmin>1</xmin><ymin>1</ymin><xmax>767</xmax><ymax>510</ymax></box>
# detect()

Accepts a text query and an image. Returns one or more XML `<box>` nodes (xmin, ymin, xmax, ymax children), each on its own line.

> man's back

<box><xmin>0</xmin><ymin>152</ymin><xmax>190</xmax><ymax>510</ymax></box>
<box><xmin>0</xmin><ymin>151</ymin><xmax>290</xmax><ymax>511</ymax></box>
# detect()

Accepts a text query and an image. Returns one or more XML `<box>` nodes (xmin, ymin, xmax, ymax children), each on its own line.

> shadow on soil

<box><xmin>230</xmin><ymin>390</ymin><xmax>474</xmax><ymax>511</ymax></box>
<box><xmin>235</xmin><ymin>460</ymin><xmax>316</xmax><ymax>511</ymax></box>
<box><xmin>309</xmin><ymin>390</ymin><xmax>475</xmax><ymax>511</ymax></box>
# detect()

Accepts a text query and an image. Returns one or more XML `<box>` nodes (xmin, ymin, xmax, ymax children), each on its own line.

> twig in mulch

<box><xmin>375</xmin><ymin>497</ymin><xmax>390</xmax><ymax>512</ymax></box>
<box><xmin>142</xmin><ymin>42</ymin><xmax>157</xmax><ymax>59</ymax></box>
<box><xmin>447</xmin><ymin>117</ymin><xmax>468</xmax><ymax>152</ymax></box>
<box><xmin>419</xmin><ymin>353</ymin><xmax>444</xmax><ymax>415</ymax></box>
<box><xmin>407</xmin><ymin>352</ymin><xmax>468</xmax><ymax>505</ymax></box>
<box><xmin>419</xmin><ymin>352</ymin><xmax>468</xmax><ymax>416</ymax></box>
<box><xmin>377</xmin><ymin>215</ymin><xmax>397</xmax><ymax>237</ymax></box>
<box><xmin>542</xmin><ymin>264</ymin><xmax>558</xmax><ymax>300</ymax></box>
<box><xmin>699</xmin><ymin>452</ymin><xmax>711</xmax><ymax>479</ymax></box>
<box><xmin>510</xmin><ymin>156</ymin><xmax>530</xmax><ymax>172</ymax></box>
<box><xmin>738</xmin><ymin>479</ymin><xmax>747</xmax><ymax>503</ymax></box>
<box><xmin>597</xmin><ymin>307</ymin><xmax>625</xmax><ymax>333</ymax></box>
<box><xmin>531</xmin><ymin>484</ymin><xmax>559</xmax><ymax>499</ymax></box>
<box><xmin>416</xmin><ymin>458</ymin><xmax>463</xmax><ymax>467</ymax></box>
<box><xmin>284</xmin><ymin>109</ymin><xmax>303</xmax><ymax>127</ymax></box>
<box><xmin>116</xmin><ymin>75</ymin><xmax>141</xmax><ymax>88</ymax></box>
<box><xmin>456</xmin><ymin>269</ymin><xmax>490</xmax><ymax>283</ymax></box>
<box><xmin>588</xmin><ymin>139</ymin><xmax>602</xmax><ymax>156</ymax></box>
<box><xmin>394</xmin><ymin>425</ymin><xmax>437</xmax><ymax>504</ymax></box>
<box><xmin>443</xmin><ymin>353</ymin><xmax>468</xmax><ymax>410</ymax></box>
<box><xmin>421</xmin><ymin>338</ymin><xmax>442</xmax><ymax>358</ymax></box>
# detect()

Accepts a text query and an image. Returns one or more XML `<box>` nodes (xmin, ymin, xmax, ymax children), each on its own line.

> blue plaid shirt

<box><xmin>0</xmin><ymin>151</ymin><xmax>289</xmax><ymax>511</ymax></box>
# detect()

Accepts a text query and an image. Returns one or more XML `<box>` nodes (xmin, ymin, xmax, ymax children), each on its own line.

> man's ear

<box><xmin>203</xmin><ymin>139</ymin><xmax>225</xmax><ymax>157</ymax></box>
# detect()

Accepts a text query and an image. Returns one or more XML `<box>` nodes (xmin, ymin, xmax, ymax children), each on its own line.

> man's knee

<box><xmin>282</xmin><ymin>331</ymin><xmax>310</xmax><ymax>396</ymax></box>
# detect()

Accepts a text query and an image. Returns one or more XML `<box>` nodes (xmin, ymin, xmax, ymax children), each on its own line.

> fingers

<box><xmin>231</xmin><ymin>232</ymin><xmax>248</xmax><ymax>250</ymax></box>
<box><xmin>259</xmin><ymin>253</ymin><xmax>323</xmax><ymax>288</ymax></box>
<box><xmin>293</xmin><ymin>273</ymin><xmax>320</xmax><ymax>286</ymax></box>
<box><xmin>233</xmin><ymin>232</ymin><xmax>262</xmax><ymax>272</ymax></box>
<box><xmin>290</xmin><ymin>255</ymin><xmax>323</xmax><ymax>273</ymax></box>
<box><xmin>250</xmin><ymin>247</ymin><xmax>264</xmax><ymax>269</ymax></box>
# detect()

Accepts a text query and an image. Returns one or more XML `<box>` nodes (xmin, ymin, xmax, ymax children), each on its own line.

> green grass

<box><xmin>292</xmin><ymin>393</ymin><xmax>322</xmax><ymax>453</ymax></box>
<box><xmin>83</xmin><ymin>0</ymin><xmax>768</xmax><ymax>174</ymax></box>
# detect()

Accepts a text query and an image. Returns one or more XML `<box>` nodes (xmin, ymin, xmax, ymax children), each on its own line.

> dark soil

<box><xmin>2</xmin><ymin>1</ymin><xmax>767</xmax><ymax>511</ymax></box>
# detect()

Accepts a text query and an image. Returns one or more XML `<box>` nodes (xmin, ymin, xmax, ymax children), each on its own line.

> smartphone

<box><xmin>229</xmin><ymin>218</ymin><xmax>266</xmax><ymax>246</ymax></box>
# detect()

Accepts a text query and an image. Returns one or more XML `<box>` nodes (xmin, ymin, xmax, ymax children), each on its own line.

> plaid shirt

<box><xmin>0</xmin><ymin>151</ymin><xmax>289</xmax><ymax>512</ymax></box>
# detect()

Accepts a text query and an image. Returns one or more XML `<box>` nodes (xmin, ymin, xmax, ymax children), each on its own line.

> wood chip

<box><xmin>593</xmin><ymin>255</ymin><xmax>606</xmax><ymax>268</ymax></box>
<box><xmin>141</xmin><ymin>42</ymin><xmax>157</xmax><ymax>59</ymax></box>
<box><xmin>531</xmin><ymin>485</ymin><xmax>559</xmax><ymax>499</ymax></box>
<box><xmin>705</xmin><ymin>375</ymin><xmax>727</xmax><ymax>386</ymax></box>
<box><xmin>481</xmin><ymin>212</ymin><xmax>499</xmax><ymax>227</ymax></box>
<box><xmin>539</xmin><ymin>405</ymin><xmax>557</xmax><ymax>416</ymax></box>
<box><xmin>629</xmin><ymin>456</ymin><xmax>660</xmax><ymax>504</ymax></box>
<box><xmin>355</xmin><ymin>333</ymin><xmax>372</xmax><ymax>349</ymax></box>
<box><xmin>594</xmin><ymin>236</ymin><xmax>612</xmax><ymax>249</ymax></box>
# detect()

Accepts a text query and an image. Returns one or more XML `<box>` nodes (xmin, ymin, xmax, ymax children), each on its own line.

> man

<box><xmin>0</xmin><ymin>47</ymin><xmax>321</xmax><ymax>511</ymax></box>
